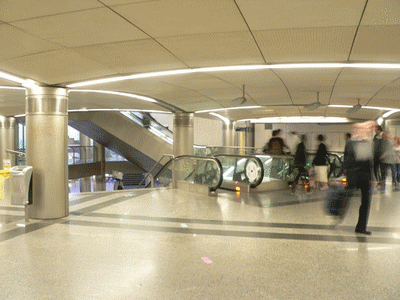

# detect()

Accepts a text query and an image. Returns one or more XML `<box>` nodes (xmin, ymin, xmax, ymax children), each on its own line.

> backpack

<box><xmin>269</xmin><ymin>139</ymin><xmax>282</xmax><ymax>155</ymax></box>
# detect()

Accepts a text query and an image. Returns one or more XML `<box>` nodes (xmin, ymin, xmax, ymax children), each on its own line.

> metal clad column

<box><xmin>0</xmin><ymin>117</ymin><xmax>15</xmax><ymax>169</ymax></box>
<box><xmin>173</xmin><ymin>112</ymin><xmax>194</xmax><ymax>156</ymax></box>
<box><xmin>94</xmin><ymin>142</ymin><xmax>106</xmax><ymax>191</ymax></box>
<box><xmin>222</xmin><ymin>122</ymin><xmax>235</xmax><ymax>154</ymax></box>
<box><xmin>245</xmin><ymin>121</ymin><xmax>255</xmax><ymax>148</ymax></box>
<box><xmin>79</xmin><ymin>133</ymin><xmax>91</xmax><ymax>192</ymax></box>
<box><xmin>26</xmin><ymin>87</ymin><xmax>68</xmax><ymax>219</ymax></box>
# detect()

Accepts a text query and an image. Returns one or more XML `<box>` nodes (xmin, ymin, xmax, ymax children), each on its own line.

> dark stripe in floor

<box><xmin>84</xmin><ymin>212</ymin><xmax>400</xmax><ymax>233</ymax></box>
<box><xmin>0</xmin><ymin>222</ymin><xmax>54</xmax><ymax>243</ymax></box>
<box><xmin>64</xmin><ymin>219</ymin><xmax>400</xmax><ymax>245</ymax></box>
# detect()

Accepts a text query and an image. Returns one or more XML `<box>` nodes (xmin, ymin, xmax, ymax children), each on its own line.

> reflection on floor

<box><xmin>1</xmin><ymin>185</ymin><xmax>400</xmax><ymax>299</ymax></box>
<box><xmin>68</xmin><ymin>177</ymin><xmax>136</xmax><ymax>193</ymax></box>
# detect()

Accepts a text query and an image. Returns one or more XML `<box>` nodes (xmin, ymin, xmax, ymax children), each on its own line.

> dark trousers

<box><xmin>382</xmin><ymin>163</ymin><xmax>397</xmax><ymax>185</ymax></box>
<box><xmin>374</xmin><ymin>159</ymin><xmax>384</xmax><ymax>183</ymax></box>
<box><xmin>292</xmin><ymin>165</ymin><xmax>307</xmax><ymax>185</ymax></box>
<box><xmin>348</xmin><ymin>177</ymin><xmax>371</xmax><ymax>231</ymax></box>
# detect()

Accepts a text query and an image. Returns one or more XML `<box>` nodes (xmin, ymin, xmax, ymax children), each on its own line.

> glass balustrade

<box><xmin>153</xmin><ymin>156</ymin><xmax>223</xmax><ymax>191</ymax></box>
<box><xmin>256</xmin><ymin>154</ymin><xmax>295</xmax><ymax>182</ymax></box>
<box><xmin>214</xmin><ymin>155</ymin><xmax>264</xmax><ymax>189</ymax></box>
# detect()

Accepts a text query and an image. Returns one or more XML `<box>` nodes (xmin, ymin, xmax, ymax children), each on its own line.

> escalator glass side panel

<box><xmin>153</xmin><ymin>162</ymin><xmax>173</xmax><ymax>188</ymax></box>
<box><xmin>256</xmin><ymin>155</ymin><xmax>294</xmax><ymax>182</ymax></box>
<box><xmin>215</xmin><ymin>155</ymin><xmax>263</xmax><ymax>189</ymax></box>
<box><xmin>153</xmin><ymin>156</ymin><xmax>222</xmax><ymax>191</ymax></box>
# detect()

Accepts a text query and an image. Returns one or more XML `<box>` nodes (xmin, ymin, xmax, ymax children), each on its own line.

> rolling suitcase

<box><xmin>323</xmin><ymin>185</ymin><xmax>351</xmax><ymax>217</ymax></box>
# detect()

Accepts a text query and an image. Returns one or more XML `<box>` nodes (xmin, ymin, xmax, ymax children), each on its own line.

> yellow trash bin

<box><xmin>0</xmin><ymin>170</ymin><xmax>11</xmax><ymax>200</ymax></box>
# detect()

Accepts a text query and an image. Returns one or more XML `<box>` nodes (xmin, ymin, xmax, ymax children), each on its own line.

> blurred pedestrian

<box><xmin>289</xmin><ymin>134</ymin><xmax>308</xmax><ymax>194</ymax></box>
<box><xmin>373</xmin><ymin>125</ymin><xmax>385</xmax><ymax>191</ymax></box>
<box><xmin>262</xmin><ymin>129</ymin><xmax>288</xmax><ymax>155</ymax></box>
<box><xmin>394</xmin><ymin>136</ymin><xmax>400</xmax><ymax>189</ymax></box>
<box><xmin>344</xmin><ymin>120</ymin><xmax>375</xmax><ymax>235</ymax></box>
<box><xmin>313</xmin><ymin>134</ymin><xmax>328</xmax><ymax>190</ymax></box>
<box><xmin>288</xmin><ymin>131</ymin><xmax>301</xmax><ymax>155</ymax></box>
<box><xmin>381</xmin><ymin>133</ymin><xmax>399</xmax><ymax>190</ymax></box>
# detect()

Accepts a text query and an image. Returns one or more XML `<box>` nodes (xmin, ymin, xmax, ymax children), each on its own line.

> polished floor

<box><xmin>1</xmin><ymin>184</ymin><xmax>400</xmax><ymax>299</ymax></box>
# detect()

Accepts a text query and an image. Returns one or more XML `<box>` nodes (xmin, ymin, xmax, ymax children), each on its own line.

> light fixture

<box><xmin>347</xmin><ymin>99</ymin><xmax>362</xmax><ymax>114</ymax></box>
<box><xmin>229</xmin><ymin>85</ymin><xmax>247</xmax><ymax>106</ymax></box>
<box><xmin>304</xmin><ymin>92</ymin><xmax>321</xmax><ymax>110</ymax></box>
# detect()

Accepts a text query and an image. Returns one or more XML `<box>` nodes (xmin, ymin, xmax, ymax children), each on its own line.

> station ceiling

<box><xmin>1</xmin><ymin>0</ymin><xmax>400</xmax><ymax>123</ymax></box>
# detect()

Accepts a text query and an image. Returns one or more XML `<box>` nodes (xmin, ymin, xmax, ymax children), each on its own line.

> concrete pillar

<box><xmin>25</xmin><ymin>87</ymin><xmax>68</xmax><ymax>219</ymax></box>
<box><xmin>173</xmin><ymin>112</ymin><xmax>194</xmax><ymax>156</ymax></box>
<box><xmin>0</xmin><ymin>117</ymin><xmax>15</xmax><ymax>169</ymax></box>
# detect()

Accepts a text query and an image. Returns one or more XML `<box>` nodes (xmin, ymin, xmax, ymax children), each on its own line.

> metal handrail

<box><xmin>6</xmin><ymin>149</ymin><xmax>26</xmax><ymax>156</ymax></box>
<box><xmin>136</xmin><ymin>154</ymin><xmax>174</xmax><ymax>188</ymax></box>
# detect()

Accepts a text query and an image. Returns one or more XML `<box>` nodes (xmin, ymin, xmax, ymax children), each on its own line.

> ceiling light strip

<box><xmin>69</xmin><ymin>89</ymin><xmax>157</xmax><ymax>103</ymax></box>
<box><xmin>67</xmin><ymin>63</ymin><xmax>400</xmax><ymax>88</ymax></box>
<box><xmin>0</xmin><ymin>71</ymin><xmax>26</xmax><ymax>84</ymax></box>
<box><xmin>209</xmin><ymin>112</ymin><xmax>230</xmax><ymax>125</ymax></box>
<box><xmin>248</xmin><ymin>116</ymin><xmax>350</xmax><ymax>124</ymax></box>
<box><xmin>68</xmin><ymin>108</ymin><xmax>170</xmax><ymax>114</ymax></box>
<box><xmin>0</xmin><ymin>86</ymin><xmax>25</xmax><ymax>90</ymax></box>
<box><xmin>196</xmin><ymin>106</ymin><xmax>260</xmax><ymax>114</ymax></box>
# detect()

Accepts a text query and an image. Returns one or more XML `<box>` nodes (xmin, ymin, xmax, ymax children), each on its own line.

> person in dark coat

<box><xmin>289</xmin><ymin>134</ymin><xmax>308</xmax><ymax>193</ymax></box>
<box><xmin>373</xmin><ymin>125</ymin><xmax>385</xmax><ymax>191</ymax></box>
<box><xmin>344</xmin><ymin>120</ymin><xmax>376</xmax><ymax>235</ymax></box>
<box><xmin>313</xmin><ymin>134</ymin><xmax>328</xmax><ymax>190</ymax></box>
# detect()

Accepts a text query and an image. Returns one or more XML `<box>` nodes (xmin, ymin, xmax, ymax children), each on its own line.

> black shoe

<box><xmin>355</xmin><ymin>229</ymin><xmax>371</xmax><ymax>235</ymax></box>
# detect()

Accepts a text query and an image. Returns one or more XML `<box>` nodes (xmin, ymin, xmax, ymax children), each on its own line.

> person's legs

<box><xmin>355</xmin><ymin>178</ymin><xmax>371</xmax><ymax>234</ymax></box>
<box><xmin>397</xmin><ymin>163</ymin><xmax>400</xmax><ymax>189</ymax></box>
<box><xmin>390</xmin><ymin>163</ymin><xmax>397</xmax><ymax>187</ymax></box>
<box><xmin>373</xmin><ymin>158</ymin><xmax>381</xmax><ymax>183</ymax></box>
<box><xmin>380</xmin><ymin>162</ymin><xmax>388</xmax><ymax>191</ymax></box>
<box><xmin>318</xmin><ymin>165</ymin><xmax>329</xmax><ymax>190</ymax></box>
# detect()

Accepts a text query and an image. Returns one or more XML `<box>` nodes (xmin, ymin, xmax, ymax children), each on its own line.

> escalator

<box><xmin>150</xmin><ymin>153</ymin><xmax>343</xmax><ymax>192</ymax></box>
<box><xmin>68</xmin><ymin>111</ymin><xmax>173</xmax><ymax>175</ymax></box>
